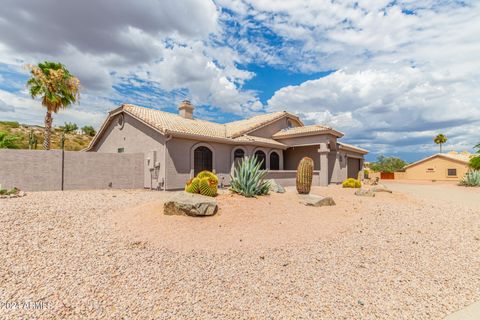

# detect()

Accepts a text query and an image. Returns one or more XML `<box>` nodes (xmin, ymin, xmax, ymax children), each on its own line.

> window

<box><xmin>254</xmin><ymin>150</ymin><xmax>266</xmax><ymax>170</ymax></box>
<box><xmin>269</xmin><ymin>152</ymin><xmax>280</xmax><ymax>170</ymax></box>
<box><xmin>447</xmin><ymin>168</ymin><xmax>457</xmax><ymax>177</ymax></box>
<box><xmin>194</xmin><ymin>146</ymin><xmax>213</xmax><ymax>176</ymax></box>
<box><xmin>233</xmin><ymin>148</ymin><xmax>245</xmax><ymax>168</ymax></box>
<box><xmin>117</xmin><ymin>148</ymin><xmax>124</xmax><ymax>153</ymax></box>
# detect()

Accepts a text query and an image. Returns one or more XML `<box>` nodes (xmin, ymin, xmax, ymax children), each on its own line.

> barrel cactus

<box><xmin>199</xmin><ymin>176</ymin><xmax>218</xmax><ymax>197</ymax></box>
<box><xmin>197</xmin><ymin>170</ymin><xmax>219</xmax><ymax>185</ymax></box>
<box><xmin>296</xmin><ymin>157</ymin><xmax>314</xmax><ymax>194</ymax></box>
<box><xmin>184</xmin><ymin>171</ymin><xmax>218</xmax><ymax>197</ymax></box>
<box><xmin>185</xmin><ymin>177</ymin><xmax>200</xmax><ymax>193</ymax></box>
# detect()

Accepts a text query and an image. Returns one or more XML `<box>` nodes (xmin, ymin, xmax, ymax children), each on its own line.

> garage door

<box><xmin>347</xmin><ymin>158</ymin><xmax>361</xmax><ymax>179</ymax></box>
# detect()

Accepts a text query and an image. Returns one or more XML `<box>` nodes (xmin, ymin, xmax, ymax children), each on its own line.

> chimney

<box><xmin>178</xmin><ymin>100</ymin><xmax>194</xmax><ymax>119</ymax></box>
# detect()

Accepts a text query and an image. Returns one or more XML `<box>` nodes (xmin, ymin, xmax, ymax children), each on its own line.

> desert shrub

<box><xmin>230</xmin><ymin>155</ymin><xmax>270</xmax><ymax>197</ymax></box>
<box><xmin>460</xmin><ymin>170</ymin><xmax>480</xmax><ymax>187</ymax></box>
<box><xmin>342</xmin><ymin>178</ymin><xmax>361</xmax><ymax>188</ymax></box>
<box><xmin>0</xmin><ymin>131</ymin><xmax>19</xmax><ymax>149</ymax></box>
<box><xmin>184</xmin><ymin>170</ymin><xmax>218</xmax><ymax>197</ymax></box>
<box><xmin>469</xmin><ymin>156</ymin><xmax>480</xmax><ymax>171</ymax></box>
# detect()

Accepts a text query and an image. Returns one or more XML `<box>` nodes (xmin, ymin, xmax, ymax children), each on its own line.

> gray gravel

<box><xmin>0</xmin><ymin>187</ymin><xmax>479</xmax><ymax>319</ymax></box>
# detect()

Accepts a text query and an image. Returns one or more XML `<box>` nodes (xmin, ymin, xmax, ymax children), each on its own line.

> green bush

<box><xmin>469</xmin><ymin>156</ymin><xmax>480</xmax><ymax>171</ymax></box>
<box><xmin>0</xmin><ymin>131</ymin><xmax>19</xmax><ymax>149</ymax></box>
<box><xmin>460</xmin><ymin>170</ymin><xmax>480</xmax><ymax>187</ymax></box>
<box><xmin>81</xmin><ymin>125</ymin><xmax>96</xmax><ymax>137</ymax></box>
<box><xmin>230</xmin><ymin>155</ymin><xmax>270</xmax><ymax>197</ymax></box>
<box><xmin>342</xmin><ymin>178</ymin><xmax>361</xmax><ymax>188</ymax></box>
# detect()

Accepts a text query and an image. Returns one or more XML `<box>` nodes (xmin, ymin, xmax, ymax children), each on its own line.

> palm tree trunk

<box><xmin>43</xmin><ymin>111</ymin><xmax>52</xmax><ymax>150</ymax></box>
<box><xmin>440</xmin><ymin>144</ymin><xmax>442</xmax><ymax>153</ymax></box>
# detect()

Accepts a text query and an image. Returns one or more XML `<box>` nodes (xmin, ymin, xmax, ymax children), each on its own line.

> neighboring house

<box><xmin>401</xmin><ymin>152</ymin><xmax>472</xmax><ymax>181</ymax></box>
<box><xmin>86</xmin><ymin>101</ymin><xmax>368</xmax><ymax>190</ymax></box>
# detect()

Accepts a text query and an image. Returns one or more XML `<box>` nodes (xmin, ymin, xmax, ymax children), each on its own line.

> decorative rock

<box><xmin>268</xmin><ymin>179</ymin><xmax>286</xmax><ymax>193</ymax></box>
<box><xmin>355</xmin><ymin>188</ymin><xmax>375</xmax><ymax>197</ymax></box>
<box><xmin>298</xmin><ymin>194</ymin><xmax>336</xmax><ymax>207</ymax></box>
<box><xmin>372</xmin><ymin>184</ymin><xmax>392</xmax><ymax>193</ymax></box>
<box><xmin>164</xmin><ymin>192</ymin><xmax>218</xmax><ymax>217</ymax></box>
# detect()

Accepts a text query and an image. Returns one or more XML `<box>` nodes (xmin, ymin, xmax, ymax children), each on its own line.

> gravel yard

<box><xmin>0</xmin><ymin>184</ymin><xmax>479</xmax><ymax>319</ymax></box>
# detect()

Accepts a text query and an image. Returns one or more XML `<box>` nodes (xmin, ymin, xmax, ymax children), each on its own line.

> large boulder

<box><xmin>164</xmin><ymin>192</ymin><xmax>218</xmax><ymax>217</ymax></box>
<box><xmin>298</xmin><ymin>194</ymin><xmax>336</xmax><ymax>207</ymax></box>
<box><xmin>354</xmin><ymin>188</ymin><xmax>375</xmax><ymax>197</ymax></box>
<box><xmin>268</xmin><ymin>179</ymin><xmax>286</xmax><ymax>193</ymax></box>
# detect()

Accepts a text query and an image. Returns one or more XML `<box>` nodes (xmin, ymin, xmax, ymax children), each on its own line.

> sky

<box><xmin>0</xmin><ymin>0</ymin><xmax>479</xmax><ymax>162</ymax></box>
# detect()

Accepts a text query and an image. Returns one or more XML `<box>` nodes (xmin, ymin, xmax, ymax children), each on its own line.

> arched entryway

<box><xmin>254</xmin><ymin>150</ymin><xmax>267</xmax><ymax>170</ymax></box>
<box><xmin>269</xmin><ymin>151</ymin><xmax>280</xmax><ymax>170</ymax></box>
<box><xmin>194</xmin><ymin>146</ymin><xmax>213</xmax><ymax>176</ymax></box>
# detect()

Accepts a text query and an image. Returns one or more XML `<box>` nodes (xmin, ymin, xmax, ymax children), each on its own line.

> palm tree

<box><xmin>26</xmin><ymin>61</ymin><xmax>80</xmax><ymax>150</ymax></box>
<box><xmin>434</xmin><ymin>134</ymin><xmax>447</xmax><ymax>153</ymax></box>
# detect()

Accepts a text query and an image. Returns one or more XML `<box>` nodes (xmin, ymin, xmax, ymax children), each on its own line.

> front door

<box><xmin>194</xmin><ymin>146</ymin><xmax>213</xmax><ymax>176</ymax></box>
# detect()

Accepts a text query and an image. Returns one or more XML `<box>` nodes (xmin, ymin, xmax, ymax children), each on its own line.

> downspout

<box><xmin>163</xmin><ymin>134</ymin><xmax>172</xmax><ymax>191</ymax></box>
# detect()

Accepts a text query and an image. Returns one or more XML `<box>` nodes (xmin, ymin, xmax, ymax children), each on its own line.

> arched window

<box><xmin>254</xmin><ymin>150</ymin><xmax>267</xmax><ymax>170</ymax></box>
<box><xmin>233</xmin><ymin>148</ymin><xmax>245</xmax><ymax>168</ymax></box>
<box><xmin>269</xmin><ymin>151</ymin><xmax>280</xmax><ymax>170</ymax></box>
<box><xmin>194</xmin><ymin>146</ymin><xmax>212</xmax><ymax>175</ymax></box>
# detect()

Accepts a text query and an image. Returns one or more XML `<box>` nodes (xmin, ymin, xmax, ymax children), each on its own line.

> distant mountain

<box><xmin>0</xmin><ymin>121</ymin><xmax>93</xmax><ymax>151</ymax></box>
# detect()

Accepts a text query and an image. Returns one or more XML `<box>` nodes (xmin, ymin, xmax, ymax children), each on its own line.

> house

<box><xmin>401</xmin><ymin>152</ymin><xmax>473</xmax><ymax>181</ymax></box>
<box><xmin>86</xmin><ymin>101</ymin><xmax>368</xmax><ymax>190</ymax></box>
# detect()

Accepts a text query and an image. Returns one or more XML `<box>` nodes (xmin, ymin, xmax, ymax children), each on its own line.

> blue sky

<box><xmin>0</xmin><ymin>0</ymin><xmax>479</xmax><ymax>162</ymax></box>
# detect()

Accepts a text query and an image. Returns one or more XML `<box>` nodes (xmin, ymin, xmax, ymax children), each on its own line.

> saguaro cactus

<box><xmin>296</xmin><ymin>157</ymin><xmax>314</xmax><ymax>194</ymax></box>
<box><xmin>28</xmin><ymin>130</ymin><xmax>38</xmax><ymax>150</ymax></box>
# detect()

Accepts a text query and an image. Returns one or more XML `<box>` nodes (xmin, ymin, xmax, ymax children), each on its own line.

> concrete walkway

<box><xmin>444</xmin><ymin>301</ymin><xmax>480</xmax><ymax>319</ymax></box>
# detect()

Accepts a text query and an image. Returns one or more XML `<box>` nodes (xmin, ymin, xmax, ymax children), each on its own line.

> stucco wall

<box><xmin>404</xmin><ymin>157</ymin><xmax>468</xmax><ymax>181</ymax></box>
<box><xmin>277</xmin><ymin>134</ymin><xmax>333</xmax><ymax>147</ymax></box>
<box><xmin>284</xmin><ymin>146</ymin><xmax>320</xmax><ymax>170</ymax></box>
<box><xmin>265</xmin><ymin>170</ymin><xmax>320</xmax><ymax>186</ymax></box>
<box><xmin>0</xmin><ymin>150</ymin><xmax>144</xmax><ymax>191</ymax></box>
<box><xmin>92</xmin><ymin>113</ymin><xmax>165</xmax><ymax>188</ymax></box>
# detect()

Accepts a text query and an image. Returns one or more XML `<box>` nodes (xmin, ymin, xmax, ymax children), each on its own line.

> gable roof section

<box><xmin>225</xmin><ymin>111</ymin><xmax>302</xmax><ymax>138</ymax></box>
<box><xmin>272</xmin><ymin>124</ymin><xmax>344</xmax><ymax>139</ymax></box>
<box><xmin>403</xmin><ymin>153</ymin><xmax>472</xmax><ymax>169</ymax></box>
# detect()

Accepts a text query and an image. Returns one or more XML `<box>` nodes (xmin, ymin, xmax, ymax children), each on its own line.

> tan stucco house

<box><xmin>401</xmin><ymin>152</ymin><xmax>472</xmax><ymax>181</ymax></box>
<box><xmin>86</xmin><ymin>101</ymin><xmax>368</xmax><ymax>190</ymax></box>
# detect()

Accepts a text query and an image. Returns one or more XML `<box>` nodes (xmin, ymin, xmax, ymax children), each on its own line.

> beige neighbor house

<box><xmin>400</xmin><ymin>152</ymin><xmax>473</xmax><ymax>181</ymax></box>
<box><xmin>86</xmin><ymin>101</ymin><xmax>368</xmax><ymax>190</ymax></box>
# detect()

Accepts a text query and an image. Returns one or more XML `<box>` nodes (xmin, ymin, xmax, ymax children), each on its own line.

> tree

<box><xmin>434</xmin><ymin>134</ymin><xmax>447</xmax><ymax>153</ymax></box>
<box><xmin>26</xmin><ymin>61</ymin><xmax>80</xmax><ymax>150</ymax></box>
<box><xmin>60</xmin><ymin>122</ymin><xmax>78</xmax><ymax>134</ymax></box>
<box><xmin>370</xmin><ymin>155</ymin><xmax>408</xmax><ymax>173</ymax></box>
<box><xmin>0</xmin><ymin>131</ymin><xmax>19</xmax><ymax>149</ymax></box>
<box><xmin>469</xmin><ymin>142</ymin><xmax>480</xmax><ymax>170</ymax></box>
<box><xmin>81</xmin><ymin>125</ymin><xmax>96</xmax><ymax>137</ymax></box>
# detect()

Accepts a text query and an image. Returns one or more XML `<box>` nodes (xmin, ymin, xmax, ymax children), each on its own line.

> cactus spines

<box><xmin>199</xmin><ymin>177</ymin><xmax>217</xmax><ymax>197</ymax></box>
<box><xmin>184</xmin><ymin>171</ymin><xmax>218</xmax><ymax>197</ymax></box>
<box><xmin>296</xmin><ymin>157</ymin><xmax>314</xmax><ymax>194</ymax></box>
<box><xmin>185</xmin><ymin>177</ymin><xmax>200</xmax><ymax>193</ymax></box>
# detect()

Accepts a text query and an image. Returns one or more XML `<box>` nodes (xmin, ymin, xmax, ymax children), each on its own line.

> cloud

<box><xmin>267</xmin><ymin>67</ymin><xmax>480</xmax><ymax>153</ymax></box>
<box><xmin>0</xmin><ymin>98</ymin><xmax>15</xmax><ymax>112</ymax></box>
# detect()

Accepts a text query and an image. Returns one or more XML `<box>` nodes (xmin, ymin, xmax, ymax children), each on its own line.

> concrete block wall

<box><xmin>0</xmin><ymin>149</ymin><xmax>144</xmax><ymax>191</ymax></box>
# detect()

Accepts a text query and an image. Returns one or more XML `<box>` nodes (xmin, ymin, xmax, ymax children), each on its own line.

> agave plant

<box><xmin>460</xmin><ymin>170</ymin><xmax>480</xmax><ymax>187</ymax></box>
<box><xmin>230</xmin><ymin>155</ymin><xmax>270</xmax><ymax>197</ymax></box>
